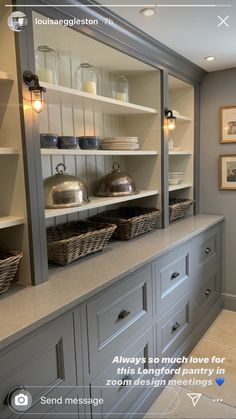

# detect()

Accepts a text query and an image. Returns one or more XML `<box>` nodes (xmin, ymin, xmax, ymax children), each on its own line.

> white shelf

<box><xmin>0</xmin><ymin>71</ymin><xmax>14</xmax><ymax>82</ymax></box>
<box><xmin>0</xmin><ymin>216</ymin><xmax>24</xmax><ymax>229</ymax></box>
<box><xmin>41</xmin><ymin>149</ymin><xmax>158</xmax><ymax>156</ymax></box>
<box><xmin>45</xmin><ymin>190</ymin><xmax>159</xmax><ymax>219</ymax></box>
<box><xmin>0</xmin><ymin>147</ymin><xmax>19</xmax><ymax>155</ymax></box>
<box><xmin>169</xmin><ymin>183</ymin><xmax>192</xmax><ymax>192</ymax></box>
<box><xmin>169</xmin><ymin>151</ymin><xmax>192</xmax><ymax>156</ymax></box>
<box><xmin>41</xmin><ymin>82</ymin><xmax>158</xmax><ymax>115</ymax></box>
<box><xmin>176</xmin><ymin>114</ymin><xmax>192</xmax><ymax>122</ymax></box>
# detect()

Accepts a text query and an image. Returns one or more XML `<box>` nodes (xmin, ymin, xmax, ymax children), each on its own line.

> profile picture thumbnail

<box><xmin>7</xmin><ymin>11</ymin><xmax>28</xmax><ymax>32</ymax></box>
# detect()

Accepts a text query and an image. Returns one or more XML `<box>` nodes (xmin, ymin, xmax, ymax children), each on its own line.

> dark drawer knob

<box><xmin>172</xmin><ymin>322</ymin><xmax>181</xmax><ymax>332</ymax></box>
<box><xmin>205</xmin><ymin>288</ymin><xmax>212</xmax><ymax>296</ymax></box>
<box><xmin>118</xmin><ymin>309</ymin><xmax>131</xmax><ymax>320</ymax></box>
<box><xmin>171</xmin><ymin>272</ymin><xmax>180</xmax><ymax>280</ymax></box>
<box><xmin>120</xmin><ymin>375</ymin><xmax>131</xmax><ymax>388</ymax></box>
<box><xmin>205</xmin><ymin>247</ymin><xmax>211</xmax><ymax>254</ymax></box>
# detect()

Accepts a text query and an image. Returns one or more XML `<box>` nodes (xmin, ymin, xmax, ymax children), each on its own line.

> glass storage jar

<box><xmin>35</xmin><ymin>45</ymin><xmax>59</xmax><ymax>85</ymax></box>
<box><xmin>75</xmin><ymin>63</ymin><xmax>98</xmax><ymax>95</ymax></box>
<box><xmin>112</xmin><ymin>74</ymin><xmax>129</xmax><ymax>102</ymax></box>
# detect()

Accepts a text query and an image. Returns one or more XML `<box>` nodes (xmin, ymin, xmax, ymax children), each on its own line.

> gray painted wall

<box><xmin>200</xmin><ymin>68</ymin><xmax>236</xmax><ymax>307</ymax></box>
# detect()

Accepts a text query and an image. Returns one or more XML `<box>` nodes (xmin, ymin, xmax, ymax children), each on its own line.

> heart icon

<box><xmin>215</xmin><ymin>377</ymin><xmax>225</xmax><ymax>386</ymax></box>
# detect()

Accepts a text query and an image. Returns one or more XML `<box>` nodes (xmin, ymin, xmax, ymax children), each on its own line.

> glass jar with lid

<box><xmin>35</xmin><ymin>45</ymin><xmax>59</xmax><ymax>85</ymax></box>
<box><xmin>112</xmin><ymin>74</ymin><xmax>129</xmax><ymax>102</ymax></box>
<box><xmin>74</xmin><ymin>63</ymin><xmax>98</xmax><ymax>95</ymax></box>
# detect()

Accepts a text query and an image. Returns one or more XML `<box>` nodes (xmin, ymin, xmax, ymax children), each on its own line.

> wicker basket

<box><xmin>90</xmin><ymin>207</ymin><xmax>161</xmax><ymax>241</ymax></box>
<box><xmin>0</xmin><ymin>251</ymin><xmax>23</xmax><ymax>295</ymax></box>
<box><xmin>169</xmin><ymin>199</ymin><xmax>194</xmax><ymax>222</ymax></box>
<box><xmin>47</xmin><ymin>221</ymin><xmax>116</xmax><ymax>266</ymax></box>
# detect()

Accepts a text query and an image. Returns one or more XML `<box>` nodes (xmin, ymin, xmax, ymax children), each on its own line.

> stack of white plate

<box><xmin>168</xmin><ymin>172</ymin><xmax>183</xmax><ymax>185</ymax></box>
<box><xmin>101</xmin><ymin>137</ymin><xmax>139</xmax><ymax>150</ymax></box>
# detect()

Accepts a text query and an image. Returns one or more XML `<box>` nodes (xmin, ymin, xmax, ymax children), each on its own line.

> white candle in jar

<box><xmin>37</xmin><ymin>68</ymin><xmax>54</xmax><ymax>84</ymax></box>
<box><xmin>83</xmin><ymin>80</ymin><xmax>97</xmax><ymax>95</ymax></box>
<box><xmin>115</xmin><ymin>92</ymin><xmax>127</xmax><ymax>102</ymax></box>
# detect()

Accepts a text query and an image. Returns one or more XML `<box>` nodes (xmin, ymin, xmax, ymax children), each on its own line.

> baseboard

<box><xmin>222</xmin><ymin>293</ymin><xmax>236</xmax><ymax>311</ymax></box>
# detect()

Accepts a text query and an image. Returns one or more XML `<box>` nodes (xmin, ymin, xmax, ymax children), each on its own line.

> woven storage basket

<box><xmin>169</xmin><ymin>198</ymin><xmax>194</xmax><ymax>222</ymax></box>
<box><xmin>0</xmin><ymin>251</ymin><xmax>23</xmax><ymax>295</ymax></box>
<box><xmin>90</xmin><ymin>207</ymin><xmax>161</xmax><ymax>241</ymax></box>
<box><xmin>47</xmin><ymin>221</ymin><xmax>116</xmax><ymax>266</ymax></box>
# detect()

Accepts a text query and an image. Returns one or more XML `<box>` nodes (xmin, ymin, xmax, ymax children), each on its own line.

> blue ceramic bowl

<box><xmin>40</xmin><ymin>133</ymin><xmax>58</xmax><ymax>149</ymax></box>
<box><xmin>57</xmin><ymin>136</ymin><xmax>77</xmax><ymax>149</ymax></box>
<box><xmin>78</xmin><ymin>136</ymin><xmax>100</xmax><ymax>150</ymax></box>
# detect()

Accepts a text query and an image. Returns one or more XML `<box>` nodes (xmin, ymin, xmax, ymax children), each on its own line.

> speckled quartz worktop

<box><xmin>0</xmin><ymin>214</ymin><xmax>224</xmax><ymax>350</ymax></box>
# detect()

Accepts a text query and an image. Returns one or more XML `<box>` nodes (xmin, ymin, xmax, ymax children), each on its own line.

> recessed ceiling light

<box><xmin>140</xmin><ymin>8</ymin><xmax>155</xmax><ymax>17</ymax></box>
<box><xmin>204</xmin><ymin>56</ymin><xmax>216</xmax><ymax>62</ymax></box>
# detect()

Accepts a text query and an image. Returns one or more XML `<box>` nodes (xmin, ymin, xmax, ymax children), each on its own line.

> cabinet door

<box><xmin>85</xmin><ymin>265</ymin><xmax>153</xmax><ymax>375</ymax></box>
<box><xmin>0</xmin><ymin>313</ymin><xmax>76</xmax><ymax>418</ymax></box>
<box><xmin>155</xmin><ymin>243</ymin><xmax>193</xmax><ymax>316</ymax></box>
<box><xmin>194</xmin><ymin>225</ymin><xmax>221</xmax><ymax>273</ymax></box>
<box><xmin>196</xmin><ymin>266</ymin><xmax>221</xmax><ymax>323</ymax></box>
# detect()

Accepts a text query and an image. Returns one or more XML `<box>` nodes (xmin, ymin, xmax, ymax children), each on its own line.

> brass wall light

<box><xmin>165</xmin><ymin>108</ymin><xmax>176</xmax><ymax>130</ymax></box>
<box><xmin>23</xmin><ymin>71</ymin><xmax>46</xmax><ymax>113</ymax></box>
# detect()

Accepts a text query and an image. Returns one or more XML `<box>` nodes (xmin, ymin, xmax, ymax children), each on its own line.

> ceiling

<box><xmin>97</xmin><ymin>0</ymin><xmax>236</xmax><ymax>72</ymax></box>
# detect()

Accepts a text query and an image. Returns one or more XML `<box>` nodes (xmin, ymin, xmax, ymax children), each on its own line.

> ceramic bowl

<box><xmin>57</xmin><ymin>136</ymin><xmax>77</xmax><ymax>149</ymax></box>
<box><xmin>40</xmin><ymin>133</ymin><xmax>58</xmax><ymax>149</ymax></box>
<box><xmin>77</xmin><ymin>136</ymin><xmax>100</xmax><ymax>150</ymax></box>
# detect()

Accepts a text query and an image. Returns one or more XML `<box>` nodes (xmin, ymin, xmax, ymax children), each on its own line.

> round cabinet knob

<box><xmin>205</xmin><ymin>247</ymin><xmax>211</xmax><ymax>255</ymax></box>
<box><xmin>205</xmin><ymin>288</ymin><xmax>212</xmax><ymax>296</ymax></box>
<box><xmin>4</xmin><ymin>387</ymin><xmax>32</xmax><ymax>413</ymax></box>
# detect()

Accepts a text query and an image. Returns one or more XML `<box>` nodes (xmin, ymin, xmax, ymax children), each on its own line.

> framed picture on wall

<box><xmin>220</xmin><ymin>106</ymin><xmax>236</xmax><ymax>143</ymax></box>
<box><xmin>219</xmin><ymin>155</ymin><xmax>236</xmax><ymax>190</ymax></box>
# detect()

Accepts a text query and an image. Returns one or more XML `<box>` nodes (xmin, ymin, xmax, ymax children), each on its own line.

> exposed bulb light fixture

<box><xmin>204</xmin><ymin>56</ymin><xmax>216</xmax><ymax>62</ymax></box>
<box><xmin>140</xmin><ymin>8</ymin><xmax>155</xmax><ymax>17</ymax></box>
<box><xmin>23</xmin><ymin>71</ymin><xmax>46</xmax><ymax>113</ymax></box>
<box><xmin>165</xmin><ymin>109</ymin><xmax>176</xmax><ymax>131</ymax></box>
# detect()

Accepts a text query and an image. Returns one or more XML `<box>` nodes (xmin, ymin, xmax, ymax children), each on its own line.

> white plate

<box><xmin>101</xmin><ymin>146</ymin><xmax>140</xmax><ymax>150</ymax></box>
<box><xmin>169</xmin><ymin>147</ymin><xmax>181</xmax><ymax>151</ymax></box>
<box><xmin>102</xmin><ymin>140</ymin><xmax>139</xmax><ymax>144</ymax></box>
<box><xmin>102</xmin><ymin>137</ymin><xmax>138</xmax><ymax>141</ymax></box>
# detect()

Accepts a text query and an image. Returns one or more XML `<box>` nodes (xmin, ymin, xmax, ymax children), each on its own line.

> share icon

<box><xmin>187</xmin><ymin>393</ymin><xmax>202</xmax><ymax>407</ymax></box>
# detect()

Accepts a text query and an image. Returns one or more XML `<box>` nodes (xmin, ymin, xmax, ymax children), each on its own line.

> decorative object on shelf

<box><xmin>219</xmin><ymin>154</ymin><xmax>236</xmax><ymax>190</ymax></box>
<box><xmin>75</xmin><ymin>63</ymin><xmax>98</xmax><ymax>94</ymax></box>
<box><xmin>57</xmin><ymin>136</ymin><xmax>77</xmax><ymax>149</ymax></box>
<box><xmin>0</xmin><ymin>251</ymin><xmax>23</xmax><ymax>294</ymax></box>
<box><xmin>172</xmin><ymin>110</ymin><xmax>179</xmax><ymax>118</ymax></box>
<box><xmin>96</xmin><ymin>162</ymin><xmax>138</xmax><ymax>197</ymax></box>
<box><xmin>78</xmin><ymin>136</ymin><xmax>100</xmax><ymax>150</ymax></box>
<box><xmin>40</xmin><ymin>133</ymin><xmax>58</xmax><ymax>149</ymax></box>
<box><xmin>43</xmin><ymin>163</ymin><xmax>90</xmax><ymax>208</ymax></box>
<box><xmin>168</xmin><ymin>172</ymin><xmax>183</xmax><ymax>185</ymax></box>
<box><xmin>169</xmin><ymin>198</ymin><xmax>194</xmax><ymax>222</ymax></box>
<box><xmin>47</xmin><ymin>221</ymin><xmax>116</xmax><ymax>265</ymax></box>
<box><xmin>168</xmin><ymin>137</ymin><xmax>174</xmax><ymax>149</ymax></box>
<box><xmin>220</xmin><ymin>106</ymin><xmax>236</xmax><ymax>143</ymax></box>
<box><xmin>101</xmin><ymin>137</ymin><xmax>139</xmax><ymax>150</ymax></box>
<box><xmin>90</xmin><ymin>207</ymin><xmax>161</xmax><ymax>240</ymax></box>
<box><xmin>165</xmin><ymin>109</ymin><xmax>176</xmax><ymax>130</ymax></box>
<box><xmin>35</xmin><ymin>45</ymin><xmax>59</xmax><ymax>84</ymax></box>
<box><xmin>112</xmin><ymin>74</ymin><xmax>129</xmax><ymax>102</ymax></box>
<box><xmin>23</xmin><ymin>71</ymin><xmax>46</xmax><ymax>113</ymax></box>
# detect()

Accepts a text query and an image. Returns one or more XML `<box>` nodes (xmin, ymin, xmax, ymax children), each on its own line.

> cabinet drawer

<box><xmin>197</xmin><ymin>267</ymin><xmax>221</xmax><ymax>322</ymax></box>
<box><xmin>86</xmin><ymin>265</ymin><xmax>153</xmax><ymax>374</ymax></box>
<box><xmin>195</xmin><ymin>225</ymin><xmax>221</xmax><ymax>270</ymax></box>
<box><xmin>155</xmin><ymin>244</ymin><xmax>193</xmax><ymax>315</ymax></box>
<box><xmin>0</xmin><ymin>314</ymin><xmax>76</xmax><ymax>419</ymax></box>
<box><xmin>90</xmin><ymin>327</ymin><xmax>154</xmax><ymax>419</ymax></box>
<box><xmin>157</xmin><ymin>291</ymin><xmax>193</xmax><ymax>358</ymax></box>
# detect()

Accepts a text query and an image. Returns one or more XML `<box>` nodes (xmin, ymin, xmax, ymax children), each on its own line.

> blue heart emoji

<box><xmin>215</xmin><ymin>377</ymin><xmax>225</xmax><ymax>386</ymax></box>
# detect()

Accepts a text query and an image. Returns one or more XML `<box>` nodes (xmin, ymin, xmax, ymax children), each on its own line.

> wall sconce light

<box><xmin>23</xmin><ymin>71</ymin><xmax>46</xmax><ymax>113</ymax></box>
<box><xmin>165</xmin><ymin>108</ymin><xmax>176</xmax><ymax>130</ymax></box>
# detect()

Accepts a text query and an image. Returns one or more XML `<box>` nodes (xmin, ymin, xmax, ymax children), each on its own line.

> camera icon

<box><xmin>14</xmin><ymin>393</ymin><xmax>29</xmax><ymax>406</ymax></box>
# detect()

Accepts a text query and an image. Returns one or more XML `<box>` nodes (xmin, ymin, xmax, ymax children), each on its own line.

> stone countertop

<box><xmin>0</xmin><ymin>214</ymin><xmax>224</xmax><ymax>350</ymax></box>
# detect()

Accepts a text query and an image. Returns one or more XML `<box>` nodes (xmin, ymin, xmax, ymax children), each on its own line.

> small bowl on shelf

<box><xmin>168</xmin><ymin>178</ymin><xmax>181</xmax><ymax>185</ymax></box>
<box><xmin>57</xmin><ymin>136</ymin><xmax>77</xmax><ymax>149</ymax></box>
<box><xmin>77</xmin><ymin>136</ymin><xmax>100</xmax><ymax>150</ymax></box>
<box><xmin>40</xmin><ymin>133</ymin><xmax>58</xmax><ymax>149</ymax></box>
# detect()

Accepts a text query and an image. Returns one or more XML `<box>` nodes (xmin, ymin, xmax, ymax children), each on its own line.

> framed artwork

<box><xmin>220</xmin><ymin>106</ymin><xmax>236</xmax><ymax>143</ymax></box>
<box><xmin>219</xmin><ymin>155</ymin><xmax>236</xmax><ymax>190</ymax></box>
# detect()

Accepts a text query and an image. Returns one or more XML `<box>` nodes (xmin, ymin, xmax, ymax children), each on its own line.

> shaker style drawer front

<box><xmin>197</xmin><ymin>268</ymin><xmax>221</xmax><ymax>322</ymax></box>
<box><xmin>87</xmin><ymin>265</ymin><xmax>153</xmax><ymax>374</ymax></box>
<box><xmin>0</xmin><ymin>314</ymin><xmax>76</xmax><ymax>419</ymax></box>
<box><xmin>155</xmin><ymin>244</ymin><xmax>193</xmax><ymax>315</ymax></box>
<box><xmin>90</xmin><ymin>327</ymin><xmax>154</xmax><ymax>419</ymax></box>
<box><xmin>157</xmin><ymin>291</ymin><xmax>193</xmax><ymax>358</ymax></box>
<box><xmin>195</xmin><ymin>226</ymin><xmax>221</xmax><ymax>269</ymax></box>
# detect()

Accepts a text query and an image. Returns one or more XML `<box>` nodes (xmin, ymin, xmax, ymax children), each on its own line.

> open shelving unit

<box><xmin>41</xmin><ymin>149</ymin><xmax>158</xmax><ymax>156</ymax></box>
<box><xmin>0</xmin><ymin>70</ymin><xmax>15</xmax><ymax>82</ymax></box>
<box><xmin>169</xmin><ymin>183</ymin><xmax>192</xmax><ymax>192</ymax></box>
<box><xmin>0</xmin><ymin>216</ymin><xmax>25</xmax><ymax>229</ymax></box>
